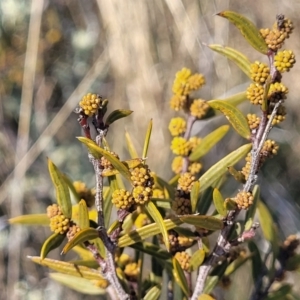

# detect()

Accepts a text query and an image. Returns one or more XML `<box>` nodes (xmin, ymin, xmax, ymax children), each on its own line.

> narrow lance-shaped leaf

<box><xmin>189</xmin><ymin>125</ymin><xmax>230</xmax><ymax>161</ymax></box>
<box><xmin>213</xmin><ymin>188</ymin><xmax>227</xmax><ymax>217</ymax></box>
<box><xmin>179</xmin><ymin>215</ymin><xmax>223</xmax><ymax>231</ymax></box>
<box><xmin>191</xmin><ymin>181</ymin><xmax>200</xmax><ymax>213</ymax></box>
<box><xmin>208</xmin><ymin>100</ymin><xmax>250</xmax><ymax>139</ymax></box>
<box><xmin>172</xmin><ymin>257</ymin><xmax>190</xmax><ymax>297</ymax></box>
<box><xmin>61</xmin><ymin>228</ymin><xmax>99</xmax><ymax>254</ymax></box>
<box><xmin>48</xmin><ymin>159</ymin><xmax>72</xmax><ymax>218</ymax></box>
<box><xmin>224</xmin><ymin>253</ymin><xmax>252</xmax><ymax>276</ymax></box>
<box><xmin>248</xmin><ymin>241</ymin><xmax>264</xmax><ymax>282</ymax></box>
<box><xmin>265</xmin><ymin>284</ymin><xmax>292</xmax><ymax>300</ymax></box>
<box><xmin>131</xmin><ymin>242</ymin><xmax>171</xmax><ymax>260</ymax></box>
<box><xmin>145</xmin><ymin>201</ymin><xmax>170</xmax><ymax>251</ymax></box>
<box><xmin>190</xmin><ymin>249</ymin><xmax>205</xmax><ymax>271</ymax></box>
<box><xmin>77</xmin><ymin>137</ymin><xmax>131</xmax><ymax>181</ymax></box>
<box><xmin>105</xmin><ymin>109</ymin><xmax>133</xmax><ymax>126</ymax></box>
<box><xmin>9</xmin><ymin>214</ymin><xmax>49</xmax><ymax>226</ymax></box>
<box><xmin>257</xmin><ymin>201</ymin><xmax>278</xmax><ymax>256</ymax></box>
<box><xmin>40</xmin><ymin>233</ymin><xmax>65</xmax><ymax>259</ymax></box>
<box><xmin>143</xmin><ymin>286</ymin><xmax>161</xmax><ymax>300</ymax></box>
<box><xmin>210</xmin><ymin>92</ymin><xmax>247</xmax><ymax>109</ymax></box>
<box><xmin>118</xmin><ymin>218</ymin><xmax>182</xmax><ymax>248</ymax></box>
<box><xmin>208</xmin><ymin>44</ymin><xmax>251</xmax><ymax>78</ymax></box>
<box><xmin>29</xmin><ymin>256</ymin><xmax>105</xmax><ymax>280</ymax></box>
<box><xmin>49</xmin><ymin>273</ymin><xmax>107</xmax><ymax>295</ymax></box>
<box><xmin>125</xmin><ymin>130</ymin><xmax>139</xmax><ymax>159</ymax></box>
<box><xmin>62</xmin><ymin>173</ymin><xmax>81</xmax><ymax>203</ymax></box>
<box><xmin>199</xmin><ymin>143</ymin><xmax>252</xmax><ymax>194</ymax></box>
<box><xmin>217</xmin><ymin>10</ymin><xmax>268</xmax><ymax>54</ymax></box>
<box><xmin>78</xmin><ymin>199</ymin><xmax>90</xmax><ymax>229</ymax></box>
<box><xmin>227</xmin><ymin>166</ymin><xmax>246</xmax><ymax>184</ymax></box>
<box><xmin>142</xmin><ymin>119</ymin><xmax>153</xmax><ymax>159</ymax></box>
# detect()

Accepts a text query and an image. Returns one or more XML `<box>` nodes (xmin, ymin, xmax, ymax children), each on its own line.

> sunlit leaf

<box><xmin>154</xmin><ymin>175</ymin><xmax>175</xmax><ymax>200</ymax></box>
<box><xmin>77</xmin><ymin>137</ymin><xmax>131</xmax><ymax>181</ymax></box>
<box><xmin>190</xmin><ymin>249</ymin><xmax>205</xmax><ymax>271</ymax></box>
<box><xmin>217</xmin><ymin>10</ymin><xmax>268</xmax><ymax>54</ymax></box>
<box><xmin>213</xmin><ymin>188</ymin><xmax>227</xmax><ymax>217</ymax></box>
<box><xmin>179</xmin><ymin>215</ymin><xmax>223</xmax><ymax>231</ymax></box>
<box><xmin>72</xmin><ymin>245</ymin><xmax>94</xmax><ymax>260</ymax></box>
<box><xmin>208</xmin><ymin>44</ymin><xmax>251</xmax><ymax>77</ymax></box>
<box><xmin>142</xmin><ymin>119</ymin><xmax>153</xmax><ymax>159</ymax></box>
<box><xmin>172</xmin><ymin>257</ymin><xmax>189</xmax><ymax>297</ymax></box>
<box><xmin>145</xmin><ymin>201</ymin><xmax>169</xmax><ymax>251</ymax></box>
<box><xmin>245</xmin><ymin>185</ymin><xmax>260</xmax><ymax>230</ymax></box>
<box><xmin>151</xmin><ymin>198</ymin><xmax>172</xmax><ymax>209</ymax></box>
<box><xmin>191</xmin><ymin>181</ymin><xmax>200</xmax><ymax>213</ymax></box>
<box><xmin>143</xmin><ymin>286</ymin><xmax>161</xmax><ymax>300</ymax></box>
<box><xmin>208</xmin><ymin>100</ymin><xmax>250</xmax><ymax>139</ymax></box>
<box><xmin>224</xmin><ymin>198</ymin><xmax>238</xmax><ymax>210</ymax></box>
<box><xmin>199</xmin><ymin>144</ymin><xmax>252</xmax><ymax>194</ymax></box>
<box><xmin>125</xmin><ymin>130</ymin><xmax>139</xmax><ymax>159</ymax></box>
<box><xmin>62</xmin><ymin>173</ymin><xmax>81</xmax><ymax>203</ymax></box>
<box><xmin>105</xmin><ymin>109</ymin><xmax>133</xmax><ymax>126</ymax></box>
<box><xmin>61</xmin><ymin>228</ymin><xmax>99</xmax><ymax>254</ymax></box>
<box><xmin>118</xmin><ymin>218</ymin><xmax>182</xmax><ymax>248</ymax></box>
<box><xmin>49</xmin><ymin>273</ymin><xmax>107</xmax><ymax>295</ymax></box>
<box><xmin>189</xmin><ymin>125</ymin><xmax>230</xmax><ymax>161</ymax></box>
<box><xmin>9</xmin><ymin>214</ymin><xmax>49</xmax><ymax>226</ymax></box>
<box><xmin>78</xmin><ymin>200</ymin><xmax>90</xmax><ymax>229</ymax></box>
<box><xmin>48</xmin><ymin>159</ymin><xmax>72</xmax><ymax>218</ymax></box>
<box><xmin>29</xmin><ymin>256</ymin><xmax>105</xmax><ymax>280</ymax></box>
<box><xmin>40</xmin><ymin>233</ymin><xmax>65</xmax><ymax>259</ymax></box>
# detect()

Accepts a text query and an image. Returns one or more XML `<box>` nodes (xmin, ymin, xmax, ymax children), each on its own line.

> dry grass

<box><xmin>0</xmin><ymin>0</ymin><xmax>300</xmax><ymax>299</ymax></box>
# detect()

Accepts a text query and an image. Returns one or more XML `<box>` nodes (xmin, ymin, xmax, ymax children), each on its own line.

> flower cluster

<box><xmin>111</xmin><ymin>165</ymin><xmax>155</xmax><ymax>209</ymax></box>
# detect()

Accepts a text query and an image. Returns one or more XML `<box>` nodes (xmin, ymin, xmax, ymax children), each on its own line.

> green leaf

<box><xmin>172</xmin><ymin>257</ymin><xmax>189</xmax><ymax>297</ymax></box>
<box><xmin>29</xmin><ymin>256</ymin><xmax>106</xmax><ymax>280</ymax></box>
<box><xmin>211</xmin><ymin>92</ymin><xmax>247</xmax><ymax>109</ymax></box>
<box><xmin>142</xmin><ymin>119</ymin><xmax>152</xmax><ymax>159</ymax></box>
<box><xmin>61</xmin><ymin>228</ymin><xmax>99</xmax><ymax>254</ymax></box>
<box><xmin>78</xmin><ymin>200</ymin><xmax>90</xmax><ymax>229</ymax></box>
<box><xmin>49</xmin><ymin>273</ymin><xmax>106</xmax><ymax>295</ymax></box>
<box><xmin>131</xmin><ymin>242</ymin><xmax>171</xmax><ymax>260</ymax></box>
<box><xmin>151</xmin><ymin>198</ymin><xmax>172</xmax><ymax>209</ymax></box>
<box><xmin>9</xmin><ymin>214</ymin><xmax>49</xmax><ymax>226</ymax></box>
<box><xmin>105</xmin><ymin>109</ymin><xmax>133</xmax><ymax>126</ymax></box>
<box><xmin>48</xmin><ymin>159</ymin><xmax>72</xmax><ymax>218</ymax></box>
<box><xmin>248</xmin><ymin>241</ymin><xmax>264</xmax><ymax>282</ymax></box>
<box><xmin>143</xmin><ymin>286</ymin><xmax>161</xmax><ymax>300</ymax></box>
<box><xmin>199</xmin><ymin>143</ymin><xmax>252</xmax><ymax>194</ymax></box>
<box><xmin>191</xmin><ymin>181</ymin><xmax>200</xmax><ymax>213</ymax></box>
<box><xmin>208</xmin><ymin>100</ymin><xmax>250</xmax><ymax>139</ymax></box>
<box><xmin>213</xmin><ymin>188</ymin><xmax>227</xmax><ymax>217</ymax></box>
<box><xmin>154</xmin><ymin>175</ymin><xmax>175</xmax><ymax>200</ymax></box>
<box><xmin>189</xmin><ymin>125</ymin><xmax>230</xmax><ymax>161</ymax></box>
<box><xmin>257</xmin><ymin>200</ymin><xmax>278</xmax><ymax>256</ymax></box>
<box><xmin>77</xmin><ymin>137</ymin><xmax>132</xmax><ymax>181</ymax></box>
<box><xmin>245</xmin><ymin>185</ymin><xmax>260</xmax><ymax>230</ymax></box>
<box><xmin>62</xmin><ymin>173</ymin><xmax>81</xmax><ymax>203</ymax></box>
<box><xmin>145</xmin><ymin>201</ymin><xmax>170</xmax><ymax>251</ymax></box>
<box><xmin>125</xmin><ymin>130</ymin><xmax>139</xmax><ymax>159</ymax></box>
<box><xmin>227</xmin><ymin>166</ymin><xmax>246</xmax><ymax>184</ymax></box>
<box><xmin>224</xmin><ymin>198</ymin><xmax>238</xmax><ymax>210</ymax></box>
<box><xmin>286</xmin><ymin>254</ymin><xmax>300</xmax><ymax>271</ymax></box>
<box><xmin>118</xmin><ymin>218</ymin><xmax>182</xmax><ymax>248</ymax></box>
<box><xmin>217</xmin><ymin>10</ymin><xmax>268</xmax><ymax>54</ymax></box>
<box><xmin>224</xmin><ymin>254</ymin><xmax>252</xmax><ymax>276</ymax></box>
<box><xmin>208</xmin><ymin>44</ymin><xmax>251</xmax><ymax>77</ymax></box>
<box><xmin>190</xmin><ymin>249</ymin><xmax>205</xmax><ymax>271</ymax></box>
<box><xmin>266</xmin><ymin>284</ymin><xmax>292</xmax><ymax>300</ymax></box>
<box><xmin>40</xmin><ymin>233</ymin><xmax>65</xmax><ymax>259</ymax></box>
<box><xmin>179</xmin><ymin>215</ymin><xmax>223</xmax><ymax>231</ymax></box>
<box><xmin>203</xmin><ymin>276</ymin><xmax>219</xmax><ymax>294</ymax></box>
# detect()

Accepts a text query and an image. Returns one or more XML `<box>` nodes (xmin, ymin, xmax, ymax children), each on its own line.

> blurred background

<box><xmin>1</xmin><ymin>0</ymin><xmax>300</xmax><ymax>299</ymax></box>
